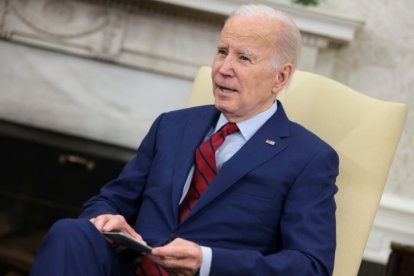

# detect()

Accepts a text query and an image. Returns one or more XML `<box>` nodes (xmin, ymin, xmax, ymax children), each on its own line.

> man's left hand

<box><xmin>150</xmin><ymin>238</ymin><xmax>202</xmax><ymax>276</ymax></box>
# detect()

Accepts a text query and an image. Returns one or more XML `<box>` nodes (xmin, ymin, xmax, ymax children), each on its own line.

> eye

<box><xmin>239</xmin><ymin>55</ymin><xmax>251</xmax><ymax>63</ymax></box>
<box><xmin>217</xmin><ymin>47</ymin><xmax>228</xmax><ymax>56</ymax></box>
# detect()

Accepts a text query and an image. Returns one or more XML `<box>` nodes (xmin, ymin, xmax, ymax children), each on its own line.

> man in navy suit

<box><xmin>31</xmin><ymin>4</ymin><xmax>338</xmax><ymax>276</ymax></box>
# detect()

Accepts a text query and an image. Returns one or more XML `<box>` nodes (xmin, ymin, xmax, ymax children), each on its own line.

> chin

<box><xmin>214</xmin><ymin>101</ymin><xmax>224</xmax><ymax>112</ymax></box>
<box><xmin>214</xmin><ymin>102</ymin><xmax>234</xmax><ymax>116</ymax></box>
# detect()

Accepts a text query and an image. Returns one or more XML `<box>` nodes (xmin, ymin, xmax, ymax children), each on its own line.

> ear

<box><xmin>272</xmin><ymin>63</ymin><xmax>293</xmax><ymax>94</ymax></box>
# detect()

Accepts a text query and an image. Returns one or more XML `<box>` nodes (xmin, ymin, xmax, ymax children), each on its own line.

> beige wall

<box><xmin>320</xmin><ymin>0</ymin><xmax>414</xmax><ymax>199</ymax></box>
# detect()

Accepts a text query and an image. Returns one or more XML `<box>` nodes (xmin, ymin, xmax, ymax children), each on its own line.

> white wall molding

<box><xmin>364</xmin><ymin>193</ymin><xmax>414</xmax><ymax>264</ymax></box>
<box><xmin>1</xmin><ymin>0</ymin><xmax>127</xmax><ymax>60</ymax></box>
<box><xmin>154</xmin><ymin>0</ymin><xmax>364</xmax><ymax>42</ymax></box>
<box><xmin>0</xmin><ymin>0</ymin><xmax>363</xmax><ymax>80</ymax></box>
<box><xmin>0</xmin><ymin>0</ymin><xmax>219</xmax><ymax>80</ymax></box>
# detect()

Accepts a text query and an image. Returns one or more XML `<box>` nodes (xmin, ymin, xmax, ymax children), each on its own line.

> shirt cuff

<box><xmin>199</xmin><ymin>246</ymin><xmax>212</xmax><ymax>276</ymax></box>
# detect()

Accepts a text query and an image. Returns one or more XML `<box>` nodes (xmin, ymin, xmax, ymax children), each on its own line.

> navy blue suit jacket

<box><xmin>80</xmin><ymin>102</ymin><xmax>339</xmax><ymax>275</ymax></box>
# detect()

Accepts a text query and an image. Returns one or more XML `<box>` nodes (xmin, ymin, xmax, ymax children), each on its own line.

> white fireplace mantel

<box><xmin>0</xmin><ymin>0</ymin><xmax>363</xmax><ymax>79</ymax></box>
<box><xmin>155</xmin><ymin>0</ymin><xmax>364</xmax><ymax>42</ymax></box>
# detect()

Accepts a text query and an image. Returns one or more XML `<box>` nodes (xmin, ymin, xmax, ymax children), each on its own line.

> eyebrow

<box><xmin>239</xmin><ymin>50</ymin><xmax>254</xmax><ymax>56</ymax></box>
<box><xmin>216</xmin><ymin>44</ymin><xmax>258</xmax><ymax>62</ymax></box>
<box><xmin>217</xmin><ymin>45</ymin><xmax>254</xmax><ymax>55</ymax></box>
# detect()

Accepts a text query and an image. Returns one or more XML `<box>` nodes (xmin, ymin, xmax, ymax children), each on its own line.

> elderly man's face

<box><xmin>212</xmin><ymin>16</ymin><xmax>290</xmax><ymax>122</ymax></box>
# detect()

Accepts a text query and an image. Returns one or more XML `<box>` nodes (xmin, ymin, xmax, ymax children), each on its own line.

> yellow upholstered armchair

<box><xmin>186</xmin><ymin>66</ymin><xmax>408</xmax><ymax>276</ymax></box>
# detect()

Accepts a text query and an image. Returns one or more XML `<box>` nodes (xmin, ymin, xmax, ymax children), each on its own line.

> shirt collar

<box><xmin>214</xmin><ymin>102</ymin><xmax>277</xmax><ymax>141</ymax></box>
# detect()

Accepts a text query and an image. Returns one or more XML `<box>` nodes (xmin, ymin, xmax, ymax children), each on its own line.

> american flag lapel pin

<box><xmin>265</xmin><ymin>139</ymin><xmax>276</xmax><ymax>146</ymax></box>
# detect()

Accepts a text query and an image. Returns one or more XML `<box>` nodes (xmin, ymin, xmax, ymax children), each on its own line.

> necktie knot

<box><xmin>211</xmin><ymin>123</ymin><xmax>239</xmax><ymax>151</ymax></box>
<box><xmin>220</xmin><ymin>122</ymin><xmax>239</xmax><ymax>138</ymax></box>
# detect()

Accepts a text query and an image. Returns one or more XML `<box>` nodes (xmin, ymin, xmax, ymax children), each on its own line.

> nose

<box><xmin>217</xmin><ymin>56</ymin><xmax>235</xmax><ymax>77</ymax></box>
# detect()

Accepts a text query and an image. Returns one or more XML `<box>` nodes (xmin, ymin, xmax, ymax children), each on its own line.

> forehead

<box><xmin>220</xmin><ymin>16</ymin><xmax>278</xmax><ymax>50</ymax></box>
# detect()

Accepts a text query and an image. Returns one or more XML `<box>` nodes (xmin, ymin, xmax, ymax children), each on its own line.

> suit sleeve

<box><xmin>210</xmin><ymin>147</ymin><xmax>339</xmax><ymax>276</ymax></box>
<box><xmin>78</xmin><ymin>113</ymin><xmax>165</xmax><ymax>224</ymax></box>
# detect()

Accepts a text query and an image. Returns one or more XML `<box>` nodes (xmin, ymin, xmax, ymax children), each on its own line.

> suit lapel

<box><xmin>170</xmin><ymin>106</ymin><xmax>220</xmax><ymax>216</ymax></box>
<box><xmin>182</xmin><ymin>102</ymin><xmax>291</xmax><ymax>222</ymax></box>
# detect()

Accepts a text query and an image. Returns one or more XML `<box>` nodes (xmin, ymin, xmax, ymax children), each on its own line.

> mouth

<box><xmin>216</xmin><ymin>84</ymin><xmax>238</xmax><ymax>94</ymax></box>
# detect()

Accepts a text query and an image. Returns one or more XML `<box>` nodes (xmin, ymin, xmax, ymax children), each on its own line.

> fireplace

<box><xmin>0</xmin><ymin>118</ymin><xmax>134</xmax><ymax>274</ymax></box>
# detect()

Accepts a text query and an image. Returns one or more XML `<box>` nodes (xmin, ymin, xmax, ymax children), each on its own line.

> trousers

<box><xmin>30</xmin><ymin>218</ymin><xmax>136</xmax><ymax>276</ymax></box>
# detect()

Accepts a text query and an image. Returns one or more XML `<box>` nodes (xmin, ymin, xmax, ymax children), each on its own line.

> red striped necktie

<box><xmin>136</xmin><ymin>123</ymin><xmax>239</xmax><ymax>276</ymax></box>
<box><xmin>135</xmin><ymin>256</ymin><xmax>168</xmax><ymax>276</ymax></box>
<box><xmin>179</xmin><ymin>122</ymin><xmax>239</xmax><ymax>222</ymax></box>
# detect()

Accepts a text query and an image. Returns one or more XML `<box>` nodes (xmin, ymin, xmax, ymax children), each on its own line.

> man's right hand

<box><xmin>89</xmin><ymin>214</ymin><xmax>146</xmax><ymax>244</ymax></box>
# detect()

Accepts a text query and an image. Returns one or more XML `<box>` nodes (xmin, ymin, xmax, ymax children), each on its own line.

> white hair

<box><xmin>229</xmin><ymin>4</ymin><xmax>302</xmax><ymax>71</ymax></box>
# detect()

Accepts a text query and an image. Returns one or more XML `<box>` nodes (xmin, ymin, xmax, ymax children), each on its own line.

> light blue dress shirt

<box><xmin>180</xmin><ymin>102</ymin><xmax>277</xmax><ymax>275</ymax></box>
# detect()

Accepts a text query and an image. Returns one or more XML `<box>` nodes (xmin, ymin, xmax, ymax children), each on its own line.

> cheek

<box><xmin>239</xmin><ymin>81</ymin><xmax>256</xmax><ymax>100</ymax></box>
<box><xmin>211</xmin><ymin>58</ymin><xmax>221</xmax><ymax>75</ymax></box>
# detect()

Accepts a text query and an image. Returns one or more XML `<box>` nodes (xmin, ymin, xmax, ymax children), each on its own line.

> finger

<box><xmin>119</xmin><ymin>223</ymin><xmax>144</xmax><ymax>242</ymax></box>
<box><xmin>152</xmin><ymin>248</ymin><xmax>186</xmax><ymax>259</ymax></box>
<box><xmin>89</xmin><ymin>217</ymin><xmax>100</xmax><ymax>231</ymax></box>
<box><xmin>89</xmin><ymin>215</ymin><xmax>147</xmax><ymax>245</ymax></box>
<box><xmin>99</xmin><ymin>216</ymin><xmax>146</xmax><ymax>243</ymax></box>
<box><xmin>151</xmin><ymin>239</ymin><xmax>202</xmax><ymax>274</ymax></box>
<box><xmin>150</xmin><ymin>255</ymin><xmax>196</xmax><ymax>274</ymax></box>
<box><xmin>100</xmin><ymin>214</ymin><xmax>126</xmax><ymax>232</ymax></box>
<box><xmin>91</xmin><ymin>215</ymin><xmax>110</xmax><ymax>231</ymax></box>
<box><xmin>150</xmin><ymin>255</ymin><xmax>180</xmax><ymax>269</ymax></box>
<box><xmin>152</xmin><ymin>239</ymin><xmax>190</xmax><ymax>258</ymax></box>
<box><xmin>131</xmin><ymin>233</ymin><xmax>146</xmax><ymax>244</ymax></box>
